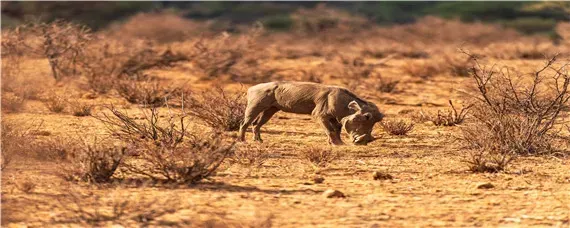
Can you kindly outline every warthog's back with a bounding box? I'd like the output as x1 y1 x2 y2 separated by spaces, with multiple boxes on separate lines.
248 81 336 114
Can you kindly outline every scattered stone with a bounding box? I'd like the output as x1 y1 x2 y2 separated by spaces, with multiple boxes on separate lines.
323 189 345 198
477 183 495 189
373 171 393 180
313 176 325 184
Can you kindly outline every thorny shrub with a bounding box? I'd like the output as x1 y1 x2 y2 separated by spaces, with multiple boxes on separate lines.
185 87 246 131
460 51 570 172
61 139 125 183
96 107 235 184
3 20 92 81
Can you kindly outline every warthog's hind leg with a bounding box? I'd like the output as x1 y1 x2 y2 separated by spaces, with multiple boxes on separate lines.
253 107 279 142
239 105 265 142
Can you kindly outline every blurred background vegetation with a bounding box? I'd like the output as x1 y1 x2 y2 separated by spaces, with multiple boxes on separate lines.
2 1 569 35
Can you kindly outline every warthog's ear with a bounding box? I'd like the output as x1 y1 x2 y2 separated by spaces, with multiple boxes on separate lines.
348 101 361 112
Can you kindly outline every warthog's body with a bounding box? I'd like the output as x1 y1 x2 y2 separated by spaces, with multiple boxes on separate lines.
239 81 384 145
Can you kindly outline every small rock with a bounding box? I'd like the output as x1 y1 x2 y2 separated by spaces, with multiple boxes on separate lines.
373 171 393 180
477 183 495 189
323 189 345 198
313 176 325 184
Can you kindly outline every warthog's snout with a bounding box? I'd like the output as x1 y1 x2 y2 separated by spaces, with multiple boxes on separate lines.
352 134 375 145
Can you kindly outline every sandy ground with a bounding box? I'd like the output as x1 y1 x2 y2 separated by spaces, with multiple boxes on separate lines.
1 58 569 227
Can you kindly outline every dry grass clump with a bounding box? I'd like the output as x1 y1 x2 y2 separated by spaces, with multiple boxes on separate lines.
1 93 26 113
431 100 472 126
42 92 68 113
97 107 235 184
69 100 94 117
186 87 246 131
231 144 271 168
460 51 570 172
382 120 415 135
61 141 125 183
299 146 340 168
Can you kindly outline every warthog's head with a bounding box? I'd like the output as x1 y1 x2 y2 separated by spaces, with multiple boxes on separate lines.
341 101 384 145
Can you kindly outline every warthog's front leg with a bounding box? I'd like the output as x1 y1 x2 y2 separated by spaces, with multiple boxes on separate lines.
316 116 344 145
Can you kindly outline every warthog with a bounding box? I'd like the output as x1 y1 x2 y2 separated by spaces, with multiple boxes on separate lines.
239 81 384 145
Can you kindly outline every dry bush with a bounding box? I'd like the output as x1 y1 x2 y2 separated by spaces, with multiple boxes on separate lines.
460 51 570 172
299 146 340 168
69 100 94 117
191 25 263 79
107 12 207 43
1 93 26 113
116 79 179 106
431 100 472 127
231 143 271 168
76 38 142 94
97 107 235 184
61 140 125 183
77 37 188 94
381 120 415 135
4 21 92 80
185 87 246 131
42 91 68 113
